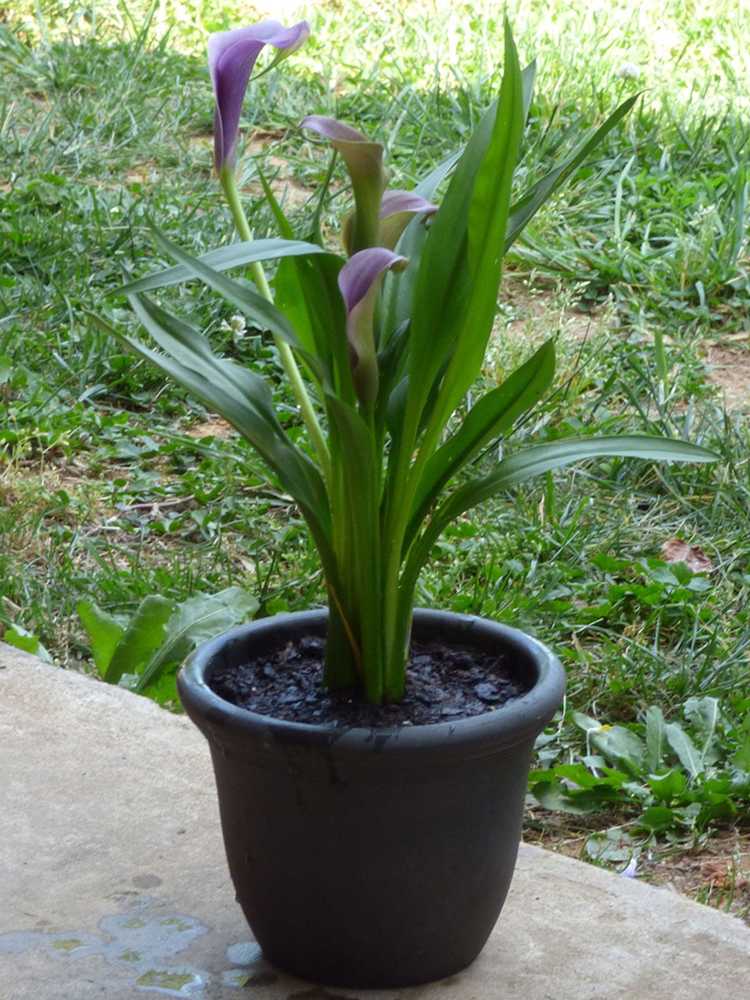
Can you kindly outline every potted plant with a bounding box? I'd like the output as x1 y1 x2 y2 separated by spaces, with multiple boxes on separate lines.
95 18 717 988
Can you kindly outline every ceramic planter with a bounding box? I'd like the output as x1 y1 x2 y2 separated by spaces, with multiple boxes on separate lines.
177 608 565 988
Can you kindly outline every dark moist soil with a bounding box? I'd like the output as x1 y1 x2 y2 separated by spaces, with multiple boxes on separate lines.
209 635 530 727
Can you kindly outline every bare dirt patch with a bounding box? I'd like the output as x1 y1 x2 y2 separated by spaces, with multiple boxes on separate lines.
185 417 234 440
241 131 315 212
704 343 750 411
125 161 161 185
503 278 612 346
526 815 750 924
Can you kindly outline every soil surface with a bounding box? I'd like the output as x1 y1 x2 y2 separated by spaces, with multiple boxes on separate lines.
209 635 530 727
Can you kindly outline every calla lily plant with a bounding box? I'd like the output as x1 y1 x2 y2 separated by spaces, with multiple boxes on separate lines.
101 19 717 704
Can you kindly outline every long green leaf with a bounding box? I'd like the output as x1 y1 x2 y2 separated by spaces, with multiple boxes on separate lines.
379 56 533 347
407 22 525 472
444 434 717 512
275 252 350 399
325 396 383 700
254 167 351 396
665 722 703 779
406 28 522 413
403 435 718 587
645 705 667 773
405 338 555 549
136 587 258 692
89 311 330 529
122 296 289 446
148 227 327 382
104 595 175 685
430 27 525 421
505 94 640 251
119 237 326 294
77 600 125 677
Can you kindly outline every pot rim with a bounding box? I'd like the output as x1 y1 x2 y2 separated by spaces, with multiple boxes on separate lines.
178 609 565 759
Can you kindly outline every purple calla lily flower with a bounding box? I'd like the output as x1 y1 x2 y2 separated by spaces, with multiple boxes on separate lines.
379 190 437 219
341 187 438 253
302 115 386 253
209 20 309 171
338 248 406 405
378 189 437 249
302 117 437 253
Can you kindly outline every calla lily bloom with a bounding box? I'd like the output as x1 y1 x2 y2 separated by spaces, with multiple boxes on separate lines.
342 187 437 254
209 20 310 172
302 116 436 252
302 115 387 253
338 248 407 405
378 189 437 250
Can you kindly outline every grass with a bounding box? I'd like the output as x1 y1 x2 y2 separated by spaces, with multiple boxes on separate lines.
1 1 749 907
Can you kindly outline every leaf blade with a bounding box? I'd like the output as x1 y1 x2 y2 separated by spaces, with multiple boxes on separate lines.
119 238 327 294
665 722 704 779
104 595 175 685
77 600 125 677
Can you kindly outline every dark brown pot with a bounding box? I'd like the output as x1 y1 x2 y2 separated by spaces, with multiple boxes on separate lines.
177 608 565 988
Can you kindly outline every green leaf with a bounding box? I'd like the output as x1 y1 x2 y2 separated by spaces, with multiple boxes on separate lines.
405 339 555 548
147 227 326 381
380 146 465 341
119 238 326 294
325 396 384 700
665 722 704 779
684 697 720 760
140 672 179 707
645 705 666 772
274 252 350 400
104 595 175 685
404 435 718 588
572 711 603 733
648 769 687 803
255 165 296 239
3 625 52 662
505 93 640 251
90 310 330 530
530 779 600 815
591 725 646 776
732 712 750 771
408 21 524 433
381 60 535 346
135 587 258 692
585 829 636 863
520 60 537 122
255 164 347 390
77 600 125 677
639 805 675 832
552 763 600 788
452 435 718 510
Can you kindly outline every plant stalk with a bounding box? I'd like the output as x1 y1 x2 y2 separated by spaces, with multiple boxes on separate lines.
220 167 331 482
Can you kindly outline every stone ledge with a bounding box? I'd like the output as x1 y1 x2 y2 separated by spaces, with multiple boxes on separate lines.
2 643 748 999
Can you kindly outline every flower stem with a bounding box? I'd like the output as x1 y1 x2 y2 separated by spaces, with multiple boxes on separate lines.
219 166 331 481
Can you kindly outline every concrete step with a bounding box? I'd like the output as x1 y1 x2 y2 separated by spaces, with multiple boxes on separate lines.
1 642 748 999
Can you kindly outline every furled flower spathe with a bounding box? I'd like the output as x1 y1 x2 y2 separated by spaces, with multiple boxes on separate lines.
209 20 310 172
302 115 386 253
378 189 437 250
302 116 437 253
338 248 407 405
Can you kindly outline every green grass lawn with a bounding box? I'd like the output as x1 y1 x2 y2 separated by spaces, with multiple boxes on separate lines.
1 1 749 911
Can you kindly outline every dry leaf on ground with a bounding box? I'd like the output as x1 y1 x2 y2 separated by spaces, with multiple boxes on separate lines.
660 538 714 573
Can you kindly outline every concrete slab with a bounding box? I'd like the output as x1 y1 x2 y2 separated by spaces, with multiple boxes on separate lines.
1 641 748 1000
